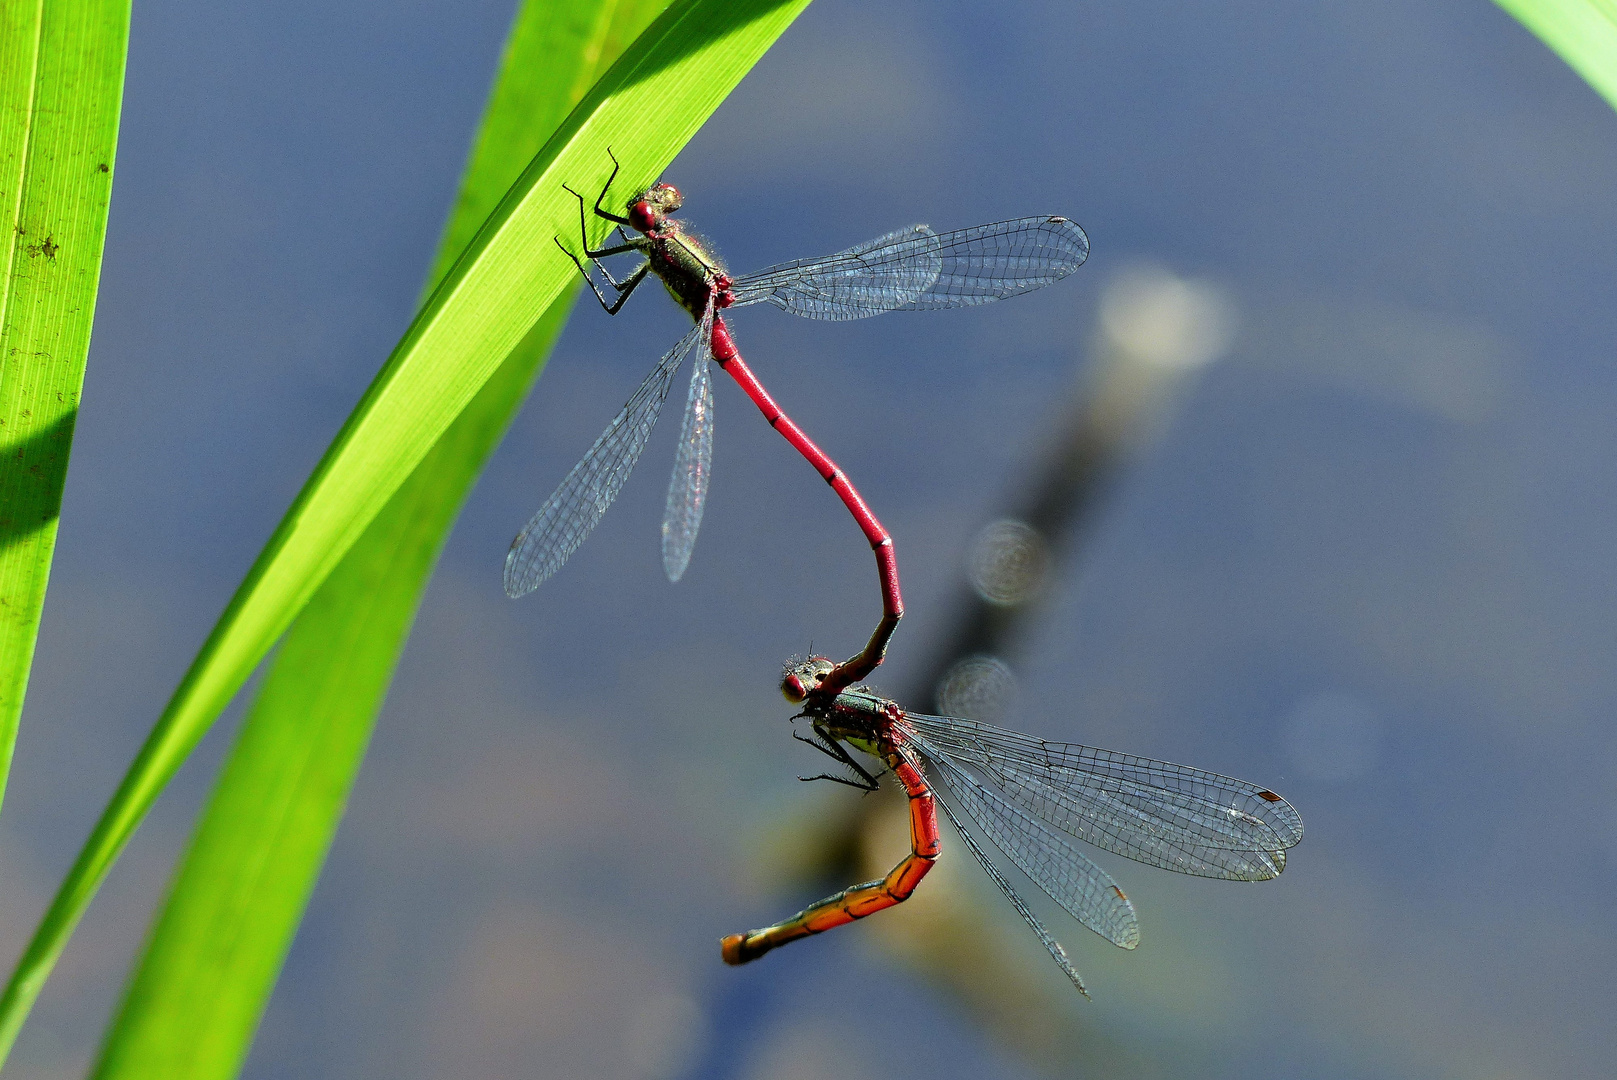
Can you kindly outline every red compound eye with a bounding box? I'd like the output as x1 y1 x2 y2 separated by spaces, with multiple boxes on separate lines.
629 201 656 231
781 673 807 703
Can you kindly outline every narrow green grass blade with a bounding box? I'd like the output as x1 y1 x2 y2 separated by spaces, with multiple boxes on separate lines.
90 3 667 1076
0 0 814 1062
1496 0 1617 112
0 0 129 812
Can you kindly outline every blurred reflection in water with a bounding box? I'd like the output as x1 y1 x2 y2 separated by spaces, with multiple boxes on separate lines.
1099 265 1237 372
967 520 1049 608
934 654 1018 724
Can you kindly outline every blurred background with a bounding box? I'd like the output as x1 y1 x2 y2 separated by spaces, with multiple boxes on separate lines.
4 0 1617 1077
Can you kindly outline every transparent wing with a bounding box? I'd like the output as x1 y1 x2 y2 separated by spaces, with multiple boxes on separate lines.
729 225 942 319
931 790 1091 998
661 307 716 582
728 216 1090 321
925 748 1140 949
503 316 711 597
901 712 1302 881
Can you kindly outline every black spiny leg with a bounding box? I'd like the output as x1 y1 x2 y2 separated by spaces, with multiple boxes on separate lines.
590 147 634 226
556 162 655 315
555 237 651 314
563 182 643 260
792 729 880 792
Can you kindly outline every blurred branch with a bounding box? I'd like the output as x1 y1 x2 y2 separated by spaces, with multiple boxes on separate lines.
909 267 1234 714
771 266 1235 1069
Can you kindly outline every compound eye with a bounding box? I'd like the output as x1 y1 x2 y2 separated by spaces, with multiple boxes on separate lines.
781 673 807 703
628 201 656 231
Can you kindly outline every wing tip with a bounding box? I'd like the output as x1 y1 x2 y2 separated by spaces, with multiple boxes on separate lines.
502 548 548 598
1109 885 1141 949
1048 215 1091 266
502 571 538 599
501 554 526 598
1256 789 1306 847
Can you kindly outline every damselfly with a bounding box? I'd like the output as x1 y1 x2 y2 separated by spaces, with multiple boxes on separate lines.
722 656 1304 996
506 156 1089 685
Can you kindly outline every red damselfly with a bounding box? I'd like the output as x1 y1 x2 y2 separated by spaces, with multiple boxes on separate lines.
721 656 1304 996
505 154 1088 683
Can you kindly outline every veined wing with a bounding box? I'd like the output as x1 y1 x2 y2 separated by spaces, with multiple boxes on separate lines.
901 712 1302 881
503 316 711 597
728 216 1090 321
661 306 716 582
931 790 1091 998
923 747 1140 949
728 225 941 319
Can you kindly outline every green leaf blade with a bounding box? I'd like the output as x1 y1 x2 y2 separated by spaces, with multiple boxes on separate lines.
89 0 668 1074
0 0 813 1067
0 0 129 812
1496 0 1617 113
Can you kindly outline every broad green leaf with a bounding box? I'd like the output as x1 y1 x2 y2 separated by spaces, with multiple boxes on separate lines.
0 1 129 811
90 2 668 1076
0 0 814 1062
1496 0 1617 112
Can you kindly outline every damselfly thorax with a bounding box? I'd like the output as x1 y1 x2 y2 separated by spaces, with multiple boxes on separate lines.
643 221 729 317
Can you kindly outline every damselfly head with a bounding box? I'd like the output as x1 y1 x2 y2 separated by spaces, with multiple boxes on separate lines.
628 183 683 232
781 655 837 703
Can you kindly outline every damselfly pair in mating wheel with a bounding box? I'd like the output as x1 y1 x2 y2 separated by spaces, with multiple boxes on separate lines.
506 156 1301 992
